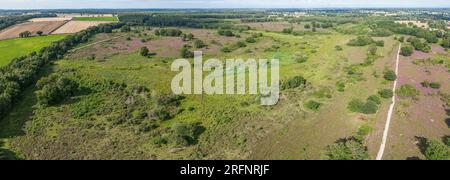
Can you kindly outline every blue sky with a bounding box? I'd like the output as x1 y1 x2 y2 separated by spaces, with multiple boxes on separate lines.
1 0 450 9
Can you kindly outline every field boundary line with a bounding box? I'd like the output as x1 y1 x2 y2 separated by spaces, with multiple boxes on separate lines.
376 43 401 160
48 20 70 35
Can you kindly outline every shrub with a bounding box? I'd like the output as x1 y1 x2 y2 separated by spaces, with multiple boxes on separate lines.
245 37 256 43
347 36 374 46
430 82 441 89
236 41 247 48
348 99 365 113
36 31 43 36
325 138 369 160
193 39 206 48
336 81 346 92
293 53 308 63
424 140 450 160
367 95 381 105
282 76 307 90
444 136 450 147
168 122 204 146
348 98 379 114
220 47 231 53
397 84 420 99
305 100 321 111
19 31 31 38
156 28 183 37
180 45 194 58
401 45 414 56
383 70 397 81
218 29 234 37
335 45 343 51
140 47 149 57
398 36 405 43
282 28 293 34
375 40 385 47
36 75 79 106
378 89 394 98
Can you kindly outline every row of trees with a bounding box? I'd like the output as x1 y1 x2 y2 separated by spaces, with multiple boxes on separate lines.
0 22 125 118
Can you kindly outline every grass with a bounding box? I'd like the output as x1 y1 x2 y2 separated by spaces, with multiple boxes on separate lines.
73 17 118 21
0 35 66 67
0 24 400 160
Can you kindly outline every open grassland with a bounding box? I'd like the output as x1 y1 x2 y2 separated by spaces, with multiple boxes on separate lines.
73 17 118 21
0 34 67 67
0 21 68 40
0 25 396 160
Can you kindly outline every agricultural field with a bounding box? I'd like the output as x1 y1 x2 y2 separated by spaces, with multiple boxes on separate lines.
51 21 113 34
0 21 67 40
0 9 449 161
0 34 66 66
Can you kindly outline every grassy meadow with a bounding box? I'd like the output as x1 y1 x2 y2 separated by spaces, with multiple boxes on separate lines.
0 35 67 67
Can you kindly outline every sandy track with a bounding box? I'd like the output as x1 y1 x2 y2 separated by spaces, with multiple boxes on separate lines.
51 21 112 34
376 43 402 160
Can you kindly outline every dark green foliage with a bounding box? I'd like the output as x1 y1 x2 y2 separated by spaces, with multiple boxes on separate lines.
154 122 205 147
282 76 307 90
282 28 293 34
305 100 321 111
193 39 206 48
19 31 31 38
220 46 231 53
218 29 234 37
375 40 385 47
367 95 381 105
383 70 397 81
398 36 405 43
335 45 343 51
120 25 131 32
400 45 414 56
442 38 450 49
36 31 43 36
325 138 369 160
140 46 150 57
293 53 308 63
236 41 247 48
336 81 346 92
304 24 311 29
155 28 183 37
180 45 194 58
424 140 450 160
444 136 450 147
348 98 379 114
245 37 256 43
368 44 378 56
378 89 394 99
36 74 79 106
410 37 431 53
430 82 441 89
347 36 374 46
181 33 194 41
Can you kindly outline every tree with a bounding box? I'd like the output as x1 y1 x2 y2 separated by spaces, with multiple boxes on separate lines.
442 38 450 49
140 47 150 57
19 31 31 38
400 45 414 56
36 31 43 36
304 24 311 29
424 140 450 160
368 45 377 56
325 138 369 160
180 45 194 58
193 39 206 48
383 70 397 81
36 75 79 106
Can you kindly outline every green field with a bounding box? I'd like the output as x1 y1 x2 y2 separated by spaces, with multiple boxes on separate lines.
0 35 67 67
73 17 118 21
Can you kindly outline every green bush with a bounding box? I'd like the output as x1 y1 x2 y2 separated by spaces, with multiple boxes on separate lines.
193 39 206 48
218 29 234 37
348 98 379 114
140 47 149 57
245 37 256 43
430 82 441 89
282 76 307 90
378 89 394 99
335 45 343 51
36 75 79 106
397 84 420 99
424 140 450 160
401 45 414 56
168 122 204 146
305 100 321 111
347 36 374 46
367 95 381 105
383 70 397 81
324 138 369 160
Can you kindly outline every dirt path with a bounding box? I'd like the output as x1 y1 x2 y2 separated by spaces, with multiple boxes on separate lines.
376 43 401 160
69 35 123 52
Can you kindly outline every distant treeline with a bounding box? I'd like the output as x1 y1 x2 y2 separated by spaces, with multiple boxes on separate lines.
0 14 56 31
119 14 236 29
0 22 124 118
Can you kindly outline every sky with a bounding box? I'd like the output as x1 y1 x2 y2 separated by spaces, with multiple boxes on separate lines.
1 0 450 9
